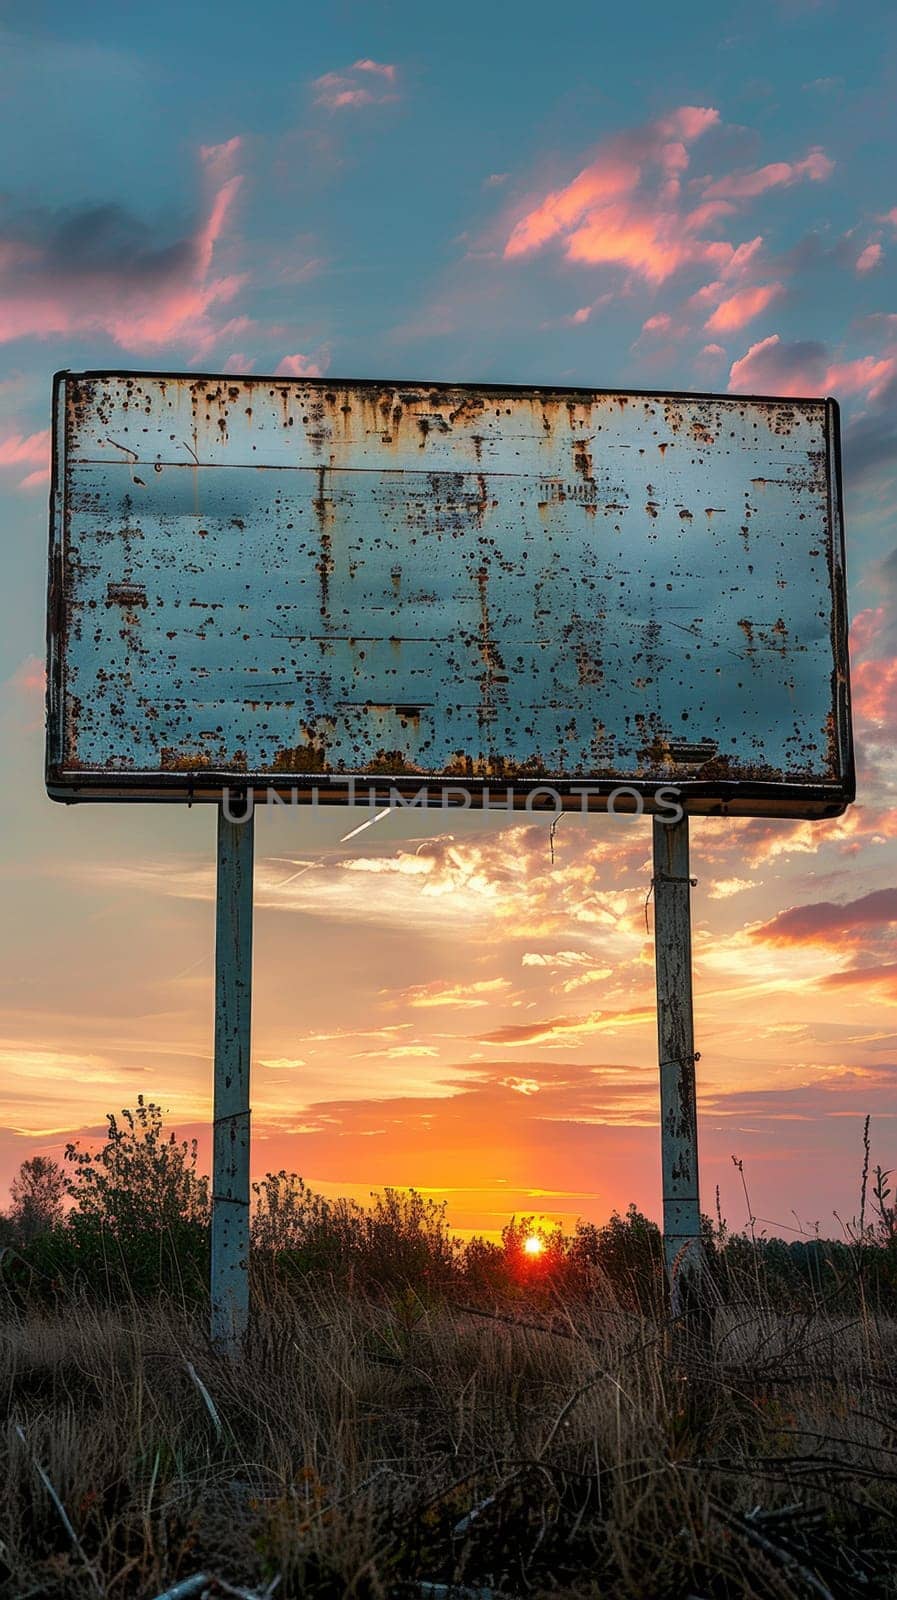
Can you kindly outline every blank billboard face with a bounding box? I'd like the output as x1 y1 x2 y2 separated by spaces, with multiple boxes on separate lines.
47 373 853 817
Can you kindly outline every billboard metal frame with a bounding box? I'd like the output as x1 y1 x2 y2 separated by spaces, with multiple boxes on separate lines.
47 370 854 819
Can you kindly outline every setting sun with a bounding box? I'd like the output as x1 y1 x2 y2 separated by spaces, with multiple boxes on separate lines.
524 1235 544 1256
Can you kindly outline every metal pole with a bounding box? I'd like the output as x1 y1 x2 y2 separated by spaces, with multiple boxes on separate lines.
652 812 703 1323
211 796 254 1355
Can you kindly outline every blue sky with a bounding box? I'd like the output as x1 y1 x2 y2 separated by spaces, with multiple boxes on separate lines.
1 0 896 1236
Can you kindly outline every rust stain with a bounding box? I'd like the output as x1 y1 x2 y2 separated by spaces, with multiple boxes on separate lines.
313 464 334 616
572 439 594 481
160 749 213 771
271 743 327 773
365 749 426 775
575 644 603 686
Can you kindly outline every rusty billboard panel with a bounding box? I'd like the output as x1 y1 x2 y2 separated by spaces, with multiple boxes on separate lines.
46 372 853 817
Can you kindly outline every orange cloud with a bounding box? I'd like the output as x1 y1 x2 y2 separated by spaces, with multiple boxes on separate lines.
749 887 897 947
79 822 651 951
476 1006 654 1047
505 157 641 258
391 978 511 1010
503 105 726 283
704 281 785 332
501 113 835 305
820 961 897 995
521 950 613 994
707 877 757 900
736 807 897 867
357 1043 440 1060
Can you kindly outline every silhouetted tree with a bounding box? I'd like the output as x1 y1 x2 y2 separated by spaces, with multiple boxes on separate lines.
65 1096 209 1232
60 1097 210 1298
9 1155 66 1242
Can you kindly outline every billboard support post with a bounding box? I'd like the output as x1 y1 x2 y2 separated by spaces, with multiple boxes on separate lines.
211 798 254 1356
652 814 705 1339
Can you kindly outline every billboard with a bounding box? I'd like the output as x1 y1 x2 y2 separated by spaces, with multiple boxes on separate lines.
46 372 853 817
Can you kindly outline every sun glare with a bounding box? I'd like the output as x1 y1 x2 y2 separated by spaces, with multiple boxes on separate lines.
523 1235 544 1256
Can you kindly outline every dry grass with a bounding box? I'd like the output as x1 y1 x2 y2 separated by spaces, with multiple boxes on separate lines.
3 1267 897 1599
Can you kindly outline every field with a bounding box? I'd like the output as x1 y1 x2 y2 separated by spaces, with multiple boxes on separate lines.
3 1110 897 1598
4 1234 897 1595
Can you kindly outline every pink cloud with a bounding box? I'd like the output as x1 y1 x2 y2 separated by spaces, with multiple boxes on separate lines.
704 280 785 332
851 606 887 657
503 106 729 283
501 111 834 298
658 106 720 141
316 84 375 109
199 137 243 182
274 353 327 378
852 656 897 728
0 427 51 490
561 290 616 326
703 147 834 200
505 157 641 258
312 61 398 109
641 313 674 335
856 242 883 273
750 887 897 947
9 655 45 696
729 336 897 401
631 310 689 349
18 467 50 490
0 142 246 353
825 355 897 402
555 202 726 282
0 428 50 467
687 238 769 320
190 314 255 364
353 59 396 80
728 333 827 395
685 200 737 231
724 236 765 275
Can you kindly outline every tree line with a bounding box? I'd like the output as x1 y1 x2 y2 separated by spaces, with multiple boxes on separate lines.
3 1096 896 1313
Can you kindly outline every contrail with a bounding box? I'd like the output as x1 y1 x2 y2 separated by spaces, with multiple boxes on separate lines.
340 807 392 842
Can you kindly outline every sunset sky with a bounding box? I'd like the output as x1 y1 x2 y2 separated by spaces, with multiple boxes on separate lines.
2 0 896 1239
